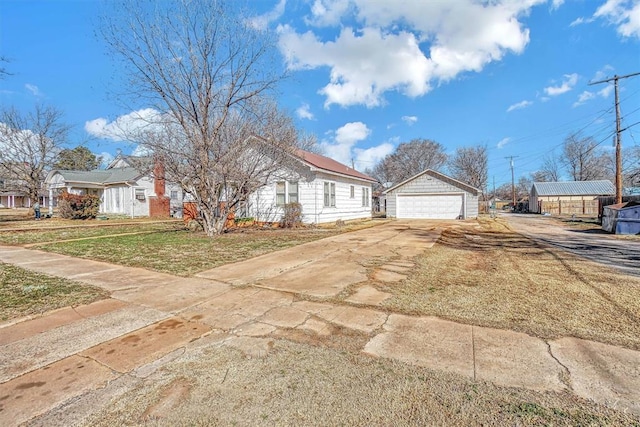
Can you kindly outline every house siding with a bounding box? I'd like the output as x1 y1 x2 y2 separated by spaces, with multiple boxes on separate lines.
385 172 478 219
248 171 372 224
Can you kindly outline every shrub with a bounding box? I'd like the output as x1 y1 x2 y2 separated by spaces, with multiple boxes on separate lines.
58 191 101 219
281 202 303 228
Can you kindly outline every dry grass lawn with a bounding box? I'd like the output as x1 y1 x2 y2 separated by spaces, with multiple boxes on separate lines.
0 262 108 321
0 211 381 277
382 217 640 350
80 339 638 426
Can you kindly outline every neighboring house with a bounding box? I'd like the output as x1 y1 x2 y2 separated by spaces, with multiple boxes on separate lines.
529 180 615 215
45 155 180 217
0 165 50 209
246 150 376 224
382 169 479 219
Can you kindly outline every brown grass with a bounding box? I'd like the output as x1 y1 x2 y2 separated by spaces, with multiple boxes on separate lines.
0 262 108 322
81 339 639 426
383 217 640 350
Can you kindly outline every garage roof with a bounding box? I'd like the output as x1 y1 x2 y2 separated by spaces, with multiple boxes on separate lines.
382 169 480 196
532 180 615 196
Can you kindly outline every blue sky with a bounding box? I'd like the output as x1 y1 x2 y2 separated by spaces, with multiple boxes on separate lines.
1 0 639 188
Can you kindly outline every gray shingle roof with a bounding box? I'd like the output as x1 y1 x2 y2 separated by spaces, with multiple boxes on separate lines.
532 180 615 196
55 167 141 185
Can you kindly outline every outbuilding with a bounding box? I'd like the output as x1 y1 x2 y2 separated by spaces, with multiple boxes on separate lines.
382 169 479 219
529 180 615 215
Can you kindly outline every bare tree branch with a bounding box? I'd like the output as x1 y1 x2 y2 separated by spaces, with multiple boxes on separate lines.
100 0 298 236
447 144 488 193
561 133 611 181
0 104 70 202
371 139 447 187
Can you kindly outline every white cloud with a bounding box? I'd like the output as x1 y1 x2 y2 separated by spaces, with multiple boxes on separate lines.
85 108 161 141
353 142 394 170
497 137 511 149
401 115 418 125
131 144 153 157
506 100 533 112
598 84 614 98
25 84 42 96
296 103 315 120
551 0 565 10
279 0 545 107
543 73 579 96
306 0 351 27
592 64 615 82
572 90 595 107
569 17 587 27
98 152 114 168
320 121 371 166
249 0 287 30
594 0 640 39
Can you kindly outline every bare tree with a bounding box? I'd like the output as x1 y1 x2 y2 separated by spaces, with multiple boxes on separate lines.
101 0 301 236
371 138 447 186
561 133 610 181
447 144 488 192
0 104 70 203
536 152 562 182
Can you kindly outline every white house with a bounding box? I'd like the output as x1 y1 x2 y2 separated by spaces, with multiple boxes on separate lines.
45 151 374 224
45 155 183 218
245 150 376 224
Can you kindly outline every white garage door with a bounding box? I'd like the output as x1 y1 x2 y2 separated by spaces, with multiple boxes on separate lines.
397 194 464 219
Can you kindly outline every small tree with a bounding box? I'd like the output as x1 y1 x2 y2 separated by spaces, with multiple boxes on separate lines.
58 191 100 219
54 146 102 171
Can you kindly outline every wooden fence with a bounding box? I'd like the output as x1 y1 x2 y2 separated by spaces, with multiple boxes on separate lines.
539 200 599 215
598 195 640 217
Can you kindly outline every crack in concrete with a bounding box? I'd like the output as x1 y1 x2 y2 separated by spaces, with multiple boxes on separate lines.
471 326 477 382
76 352 121 376
544 340 573 392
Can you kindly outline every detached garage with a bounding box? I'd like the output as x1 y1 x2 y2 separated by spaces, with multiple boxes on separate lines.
383 170 479 219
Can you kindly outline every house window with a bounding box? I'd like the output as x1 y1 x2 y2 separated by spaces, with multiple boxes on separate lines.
362 187 370 207
135 188 146 201
324 182 335 207
350 185 355 198
288 181 298 204
276 181 286 206
170 190 178 200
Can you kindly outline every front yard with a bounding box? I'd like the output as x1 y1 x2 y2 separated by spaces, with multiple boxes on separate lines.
2 214 640 425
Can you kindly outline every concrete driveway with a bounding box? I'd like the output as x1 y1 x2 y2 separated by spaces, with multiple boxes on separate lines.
503 213 640 277
1 219 640 425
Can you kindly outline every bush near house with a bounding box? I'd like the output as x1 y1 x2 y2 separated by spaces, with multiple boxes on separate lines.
58 191 101 219
281 202 303 228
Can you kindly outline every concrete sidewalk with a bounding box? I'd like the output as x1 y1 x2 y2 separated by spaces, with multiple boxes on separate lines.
1 221 640 424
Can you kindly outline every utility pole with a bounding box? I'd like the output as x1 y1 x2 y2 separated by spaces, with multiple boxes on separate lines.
506 156 518 207
589 71 640 204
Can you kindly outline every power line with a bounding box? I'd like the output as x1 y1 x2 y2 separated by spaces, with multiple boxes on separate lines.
589 71 640 203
